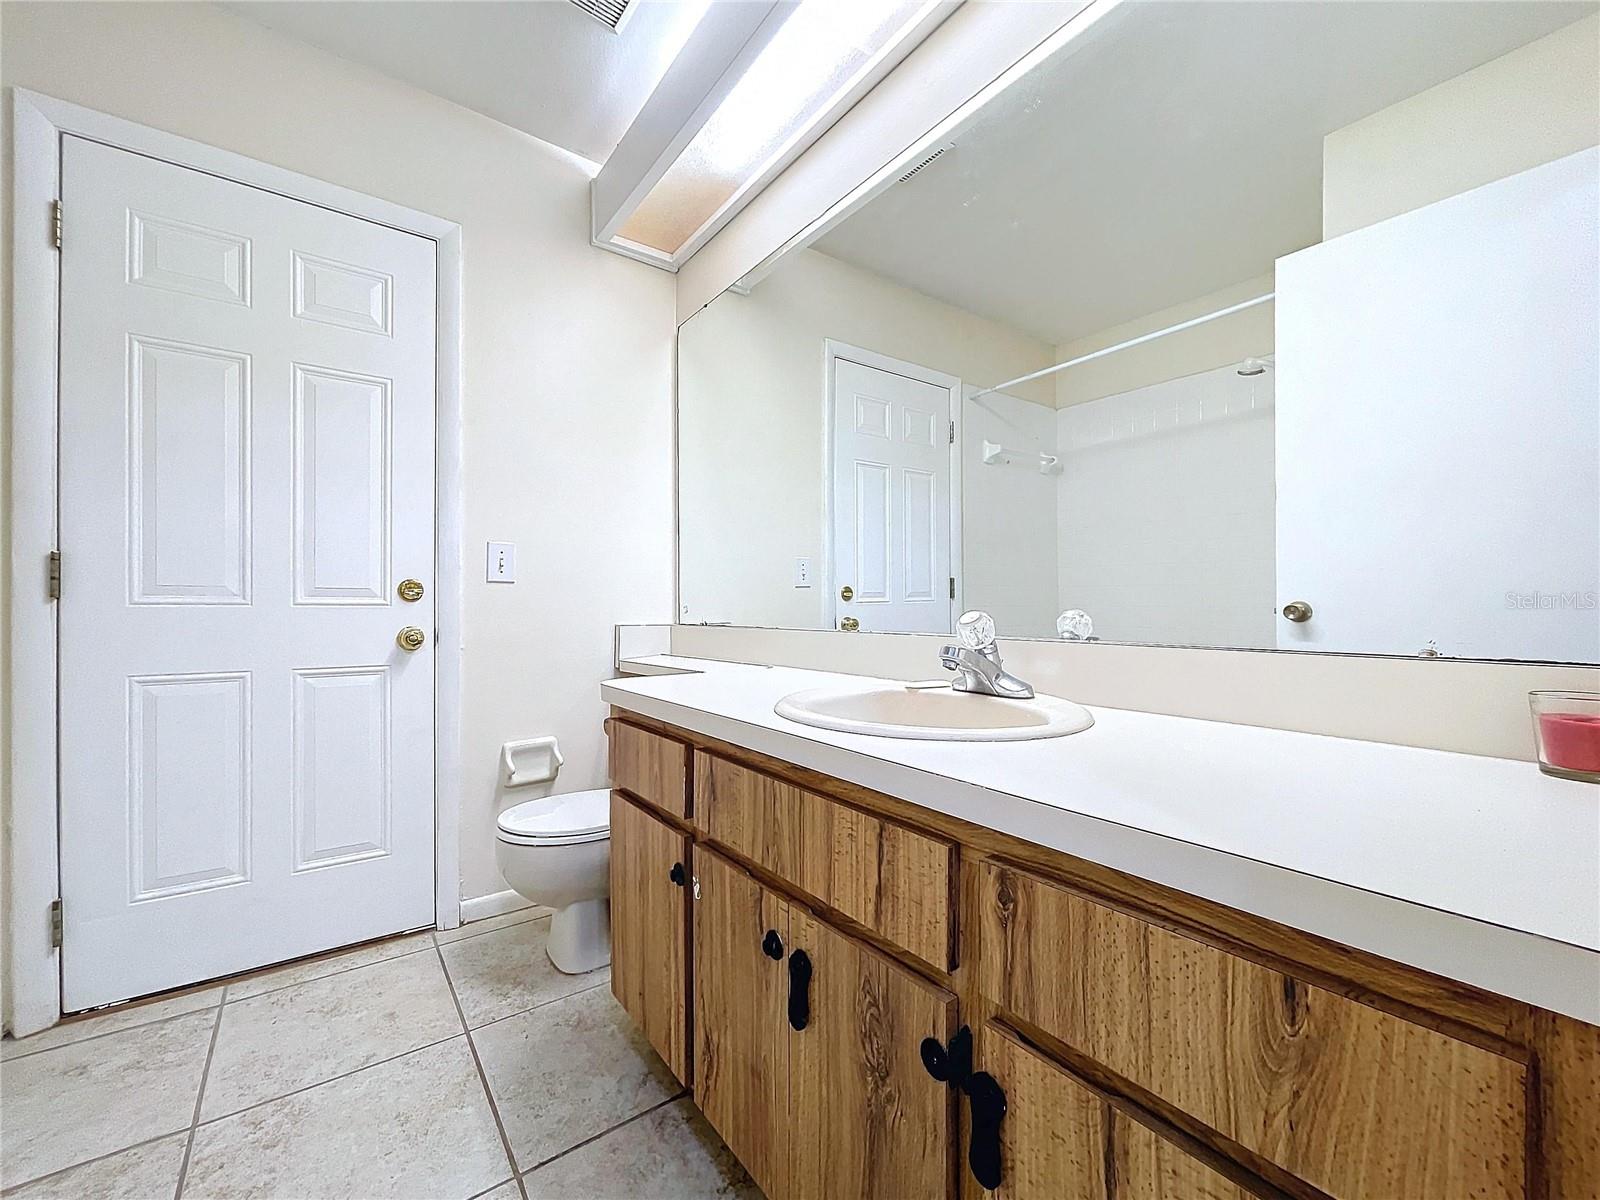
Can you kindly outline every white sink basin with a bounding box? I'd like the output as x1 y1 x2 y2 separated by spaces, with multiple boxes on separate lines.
774 685 1094 742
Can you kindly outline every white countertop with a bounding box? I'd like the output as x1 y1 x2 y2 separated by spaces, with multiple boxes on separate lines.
603 659 1600 1024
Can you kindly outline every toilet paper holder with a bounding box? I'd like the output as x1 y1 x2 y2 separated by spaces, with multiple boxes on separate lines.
501 736 563 788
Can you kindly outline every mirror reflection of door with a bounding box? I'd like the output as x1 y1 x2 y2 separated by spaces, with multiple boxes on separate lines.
828 349 957 633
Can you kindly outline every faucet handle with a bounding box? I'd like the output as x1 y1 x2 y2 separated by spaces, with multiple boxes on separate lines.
955 610 997 652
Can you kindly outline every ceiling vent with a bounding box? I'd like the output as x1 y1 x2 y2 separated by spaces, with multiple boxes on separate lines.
570 0 633 33
896 144 953 184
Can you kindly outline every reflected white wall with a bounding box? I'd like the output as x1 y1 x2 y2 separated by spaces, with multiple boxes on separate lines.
1055 365 1277 648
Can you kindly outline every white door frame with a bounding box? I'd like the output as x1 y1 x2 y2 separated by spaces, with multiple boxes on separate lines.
6 89 465 1035
820 339 963 632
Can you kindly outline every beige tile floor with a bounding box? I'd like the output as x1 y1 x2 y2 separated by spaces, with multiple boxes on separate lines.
0 911 760 1200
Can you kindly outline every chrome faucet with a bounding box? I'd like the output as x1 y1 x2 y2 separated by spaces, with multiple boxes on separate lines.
940 611 1034 699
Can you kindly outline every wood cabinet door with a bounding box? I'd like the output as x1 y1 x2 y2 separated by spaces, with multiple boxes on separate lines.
694 847 792 1200
974 862 1529 1200
609 792 691 1083
788 904 958 1200
981 1023 1268 1200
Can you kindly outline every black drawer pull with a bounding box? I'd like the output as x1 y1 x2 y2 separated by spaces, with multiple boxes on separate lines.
920 1026 972 1085
787 948 812 1030
965 1071 1007 1191
762 929 784 960
668 862 686 887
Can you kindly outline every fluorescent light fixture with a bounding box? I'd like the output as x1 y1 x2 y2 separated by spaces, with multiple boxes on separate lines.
614 0 942 259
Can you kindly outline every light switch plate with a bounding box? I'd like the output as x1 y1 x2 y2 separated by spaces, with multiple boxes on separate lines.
794 557 814 588
487 541 516 583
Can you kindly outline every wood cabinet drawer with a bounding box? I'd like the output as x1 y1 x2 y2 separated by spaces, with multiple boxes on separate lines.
973 861 1529 1200
981 1021 1267 1199
694 751 955 972
609 792 691 1084
606 718 690 820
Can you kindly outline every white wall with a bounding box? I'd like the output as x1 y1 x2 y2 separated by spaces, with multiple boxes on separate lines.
1056 364 1276 649
1323 14 1600 239
0 1 676 936
963 390 1059 637
678 248 1054 629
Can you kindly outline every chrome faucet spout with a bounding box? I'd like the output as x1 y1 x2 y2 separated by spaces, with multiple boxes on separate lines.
940 639 1035 700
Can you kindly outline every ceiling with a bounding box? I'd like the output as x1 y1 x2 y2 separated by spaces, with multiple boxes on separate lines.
814 1 1594 346
225 0 711 165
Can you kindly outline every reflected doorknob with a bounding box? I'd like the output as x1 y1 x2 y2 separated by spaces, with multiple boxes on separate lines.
396 626 427 651
840 617 860 632
1280 600 1313 623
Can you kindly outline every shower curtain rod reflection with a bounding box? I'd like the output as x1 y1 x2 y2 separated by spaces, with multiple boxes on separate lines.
970 292 1275 400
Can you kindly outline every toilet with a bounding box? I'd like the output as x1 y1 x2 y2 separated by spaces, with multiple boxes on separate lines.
494 789 611 974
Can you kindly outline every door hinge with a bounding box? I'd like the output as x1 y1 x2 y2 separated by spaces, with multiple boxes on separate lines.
48 550 61 600
52 200 62 250
949 420 956 445
49 899 64 948
949 576 956 600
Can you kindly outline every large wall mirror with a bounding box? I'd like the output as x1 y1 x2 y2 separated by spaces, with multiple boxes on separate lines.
677 0 1599 662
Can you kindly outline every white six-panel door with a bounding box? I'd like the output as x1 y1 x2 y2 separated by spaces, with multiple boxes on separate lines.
58 136 437 1010
830 356 953 634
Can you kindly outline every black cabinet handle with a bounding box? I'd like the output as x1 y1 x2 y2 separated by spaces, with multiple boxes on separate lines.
668 862 686 887
920 1027 1005 1191
762 929 784 960
920 1026 972 1085
965 1071 1007 1192
787 948 812 1030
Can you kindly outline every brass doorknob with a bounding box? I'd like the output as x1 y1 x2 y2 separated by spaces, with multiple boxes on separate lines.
396 626 427 651
840 617 860 632
1281 601 1313 623
397 578 425 602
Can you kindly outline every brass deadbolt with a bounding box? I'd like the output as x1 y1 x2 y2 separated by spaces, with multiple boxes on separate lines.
840 585 854 602
397 578 425 602
396 626 427 652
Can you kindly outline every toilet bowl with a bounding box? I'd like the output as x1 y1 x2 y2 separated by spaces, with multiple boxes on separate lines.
494 789 610 974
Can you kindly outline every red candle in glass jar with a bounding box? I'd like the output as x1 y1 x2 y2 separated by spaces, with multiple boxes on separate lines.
1539 713 1600 774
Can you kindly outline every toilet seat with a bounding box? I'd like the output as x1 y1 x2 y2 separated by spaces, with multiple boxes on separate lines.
496 788 610 846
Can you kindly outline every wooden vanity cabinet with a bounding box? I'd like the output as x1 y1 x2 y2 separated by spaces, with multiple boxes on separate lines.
607 711 1599 1200
608 791 691 1084
693 846 958 1200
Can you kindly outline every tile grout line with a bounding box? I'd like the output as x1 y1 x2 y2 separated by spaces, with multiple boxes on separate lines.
462 977 612 1035
435 941 526 1191
189 1030 468 1129
171 994 226 1199
1 997 224 1063
0 1128 192 1194
1 914 545 1062
519 1089 691 1178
